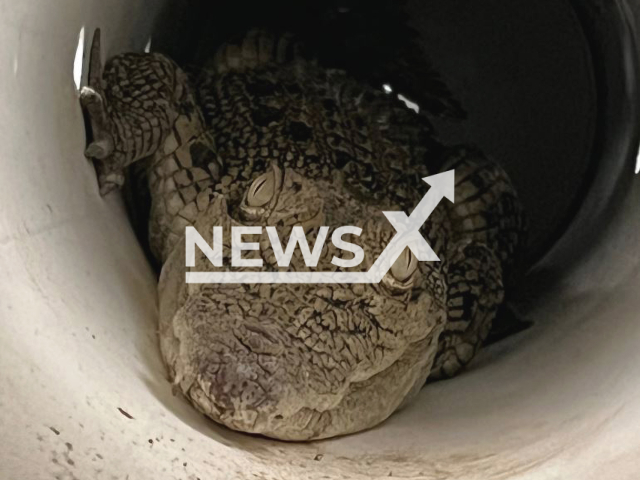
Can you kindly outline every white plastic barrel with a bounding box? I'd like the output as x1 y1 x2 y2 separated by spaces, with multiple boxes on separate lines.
1 1 639 479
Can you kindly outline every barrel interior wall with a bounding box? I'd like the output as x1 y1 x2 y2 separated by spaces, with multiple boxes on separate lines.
0 0 638 479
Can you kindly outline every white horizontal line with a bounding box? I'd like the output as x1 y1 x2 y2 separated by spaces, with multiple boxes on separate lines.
186 271 375 284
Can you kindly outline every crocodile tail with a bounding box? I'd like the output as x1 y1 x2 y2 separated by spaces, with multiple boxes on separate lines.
210 29 312 74
436 146 530 359
441 146 527 274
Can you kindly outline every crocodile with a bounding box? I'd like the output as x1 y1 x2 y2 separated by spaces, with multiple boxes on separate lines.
80 29 525 440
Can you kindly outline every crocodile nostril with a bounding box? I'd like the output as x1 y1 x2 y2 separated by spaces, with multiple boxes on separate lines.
205 364 268 413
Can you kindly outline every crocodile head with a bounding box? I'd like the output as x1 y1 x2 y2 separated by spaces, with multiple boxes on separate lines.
158 163 447 440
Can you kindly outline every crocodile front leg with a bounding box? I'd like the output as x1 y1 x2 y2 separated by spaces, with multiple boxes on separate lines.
80 29 205 195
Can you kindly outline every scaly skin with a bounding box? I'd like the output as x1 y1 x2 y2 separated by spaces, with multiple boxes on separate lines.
81 30 525 440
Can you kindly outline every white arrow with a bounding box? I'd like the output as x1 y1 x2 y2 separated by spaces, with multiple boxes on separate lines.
369 170 455 280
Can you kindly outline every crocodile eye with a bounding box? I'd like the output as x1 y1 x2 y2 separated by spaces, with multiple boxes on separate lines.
383 248 418 293
247 170 276 207
391 248 418 282
240 163 282 222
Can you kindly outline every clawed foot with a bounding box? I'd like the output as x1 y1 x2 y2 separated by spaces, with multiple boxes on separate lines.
80 29 124 195
81 89 124 194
